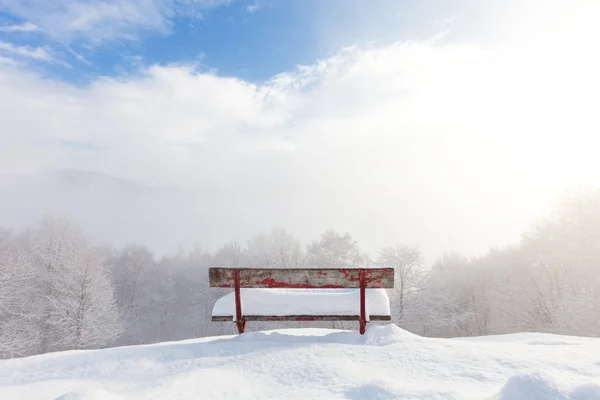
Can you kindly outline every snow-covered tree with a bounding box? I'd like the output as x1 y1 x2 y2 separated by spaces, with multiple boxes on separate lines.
212 241 245 267
246 228 303 268
0 229 38 358
55 246 121 349
376 244 423 324
29 215 121 352
30 215 86 353
304 230 368 268
108 245 174 345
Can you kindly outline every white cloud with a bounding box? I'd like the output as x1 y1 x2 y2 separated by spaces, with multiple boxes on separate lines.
0 22 40 32
0 0 230 45
0 41 53 61
246 2 261 13
434 16 460 26
2 17 600 258
0 56 17 65
67 47 91 65
0 0 599 259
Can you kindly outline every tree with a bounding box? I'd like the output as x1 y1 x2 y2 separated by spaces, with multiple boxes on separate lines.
30 215 85 353
0 229 38 358
161 244 220 339
108 245 174 345
417 253 478 337
213 241 245 267
304 230 368 268
30 215 122 351
246 228 303 268
56 246 121 349
376 244 423 324
303 230 368 329
514 188 600 336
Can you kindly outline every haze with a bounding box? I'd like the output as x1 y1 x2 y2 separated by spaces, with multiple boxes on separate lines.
1 0 599 262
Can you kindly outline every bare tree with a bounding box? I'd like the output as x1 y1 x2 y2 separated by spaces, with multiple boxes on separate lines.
10 215 123 353
55 246 121 349
247 228 303 268
0 229 38 358
377 244 423 323
109 245 174 345
30 215 87 353
213 241 245 267
304 230 368 268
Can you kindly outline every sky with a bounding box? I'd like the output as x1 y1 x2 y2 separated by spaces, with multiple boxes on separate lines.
1 0 599 261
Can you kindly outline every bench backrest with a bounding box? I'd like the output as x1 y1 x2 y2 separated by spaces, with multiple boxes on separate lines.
208 267 394 289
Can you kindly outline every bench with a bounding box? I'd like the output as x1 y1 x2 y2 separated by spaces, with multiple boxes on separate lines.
208 267 395 334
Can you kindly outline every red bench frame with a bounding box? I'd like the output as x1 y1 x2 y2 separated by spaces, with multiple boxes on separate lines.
208 267 394 334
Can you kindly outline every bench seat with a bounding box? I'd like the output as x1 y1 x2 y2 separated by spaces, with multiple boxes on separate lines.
212 288 391 321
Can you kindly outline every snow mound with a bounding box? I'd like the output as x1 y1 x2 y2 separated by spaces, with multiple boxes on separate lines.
494 372 600 400
2 325 600 399
212 288 390 318
226 324 417 346
495 372 569 400
344 381 399 400
461 332 589 345
362 323 419 345
55 389 119 400
570 383 600 400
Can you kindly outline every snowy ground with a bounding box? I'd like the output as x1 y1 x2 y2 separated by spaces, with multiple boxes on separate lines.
1 325 600 400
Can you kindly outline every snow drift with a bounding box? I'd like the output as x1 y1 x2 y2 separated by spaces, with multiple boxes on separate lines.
1 325 599 399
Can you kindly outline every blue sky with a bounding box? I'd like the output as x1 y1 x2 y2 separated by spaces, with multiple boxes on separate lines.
0 0 599 257
0 0 487 83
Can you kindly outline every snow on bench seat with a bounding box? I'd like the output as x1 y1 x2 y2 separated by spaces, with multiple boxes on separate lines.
212 288 391 321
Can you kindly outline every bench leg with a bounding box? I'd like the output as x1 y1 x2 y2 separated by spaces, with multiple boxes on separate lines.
234 269 246 334
359 270 366 335
236 319 246 334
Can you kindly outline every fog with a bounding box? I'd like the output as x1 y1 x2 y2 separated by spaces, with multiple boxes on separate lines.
2 0 600 361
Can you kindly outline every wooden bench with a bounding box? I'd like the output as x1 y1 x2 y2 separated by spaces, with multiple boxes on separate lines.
208 267 394 334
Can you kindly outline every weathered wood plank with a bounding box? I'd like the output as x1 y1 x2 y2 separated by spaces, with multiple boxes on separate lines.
212 315 392 322
208 268 394 289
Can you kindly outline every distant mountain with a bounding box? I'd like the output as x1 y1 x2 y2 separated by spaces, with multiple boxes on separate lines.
0 169 201 254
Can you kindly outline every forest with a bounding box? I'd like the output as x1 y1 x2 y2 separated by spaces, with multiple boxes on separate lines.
1 187 599 359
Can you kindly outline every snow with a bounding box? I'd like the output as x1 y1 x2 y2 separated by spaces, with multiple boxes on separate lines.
212 288 391 319
495 372 600 400
1 325 600 399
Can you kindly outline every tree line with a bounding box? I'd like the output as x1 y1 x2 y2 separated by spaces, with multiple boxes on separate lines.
1 188 599 358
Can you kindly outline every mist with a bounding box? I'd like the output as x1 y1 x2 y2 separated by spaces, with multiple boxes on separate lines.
2 0 600 360
3 32 600 260
2 186 600 359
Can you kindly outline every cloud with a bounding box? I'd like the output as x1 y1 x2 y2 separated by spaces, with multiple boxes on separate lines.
0 0 230 45
67 47 92 65
246 2 261 13
0 41 53 61
0 56 17 65
2 15 600 259
0 22 41 32
434 16 460 26
0 0 599 259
